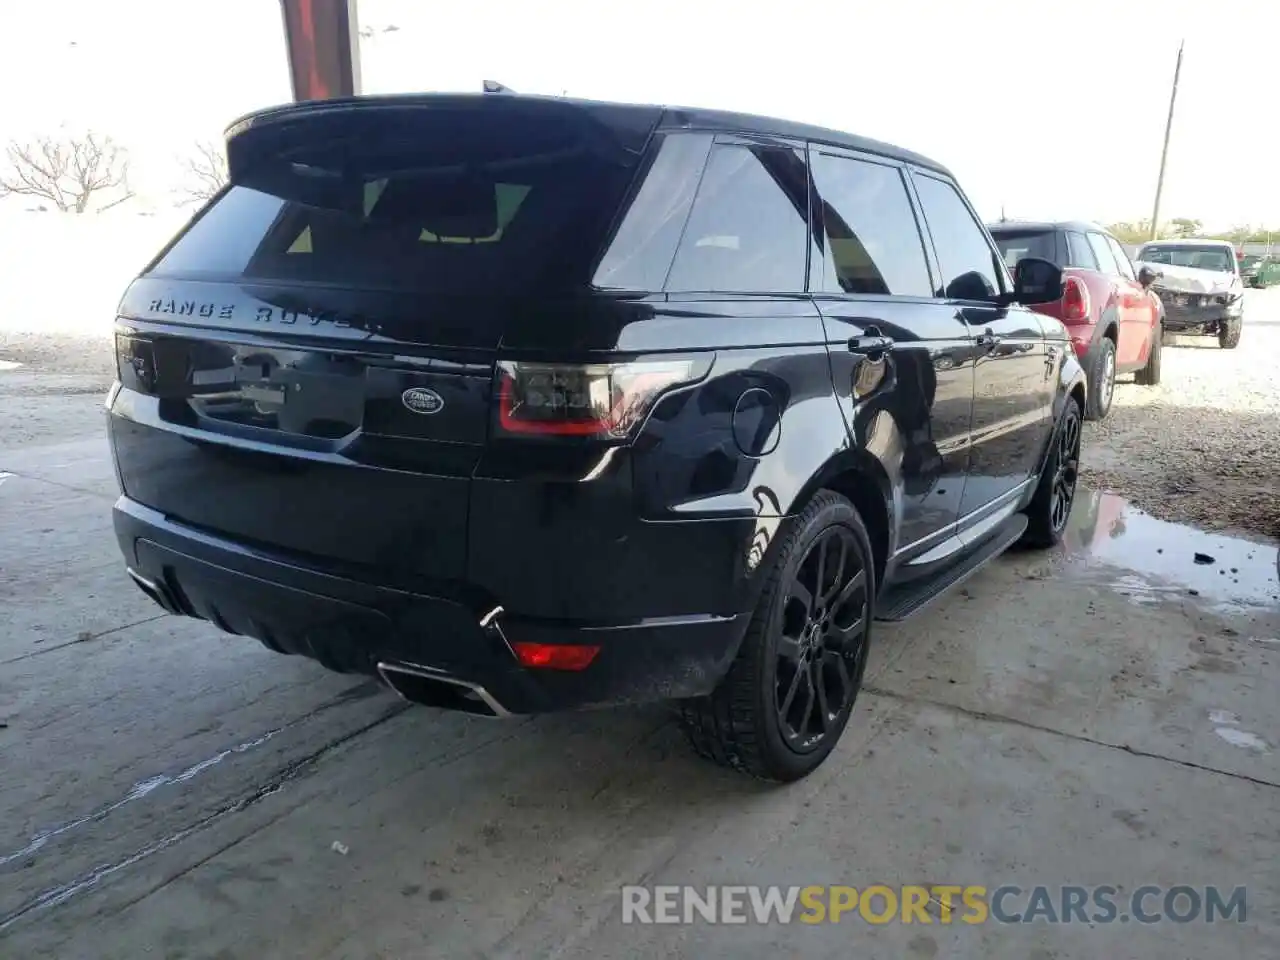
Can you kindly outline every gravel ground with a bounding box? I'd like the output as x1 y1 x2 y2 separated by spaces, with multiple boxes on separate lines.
1082 287 1280 542
2 290 1277 539
0 331 115 449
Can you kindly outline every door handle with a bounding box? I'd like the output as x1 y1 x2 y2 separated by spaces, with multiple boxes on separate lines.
976 330 1002 351
847 324 895 360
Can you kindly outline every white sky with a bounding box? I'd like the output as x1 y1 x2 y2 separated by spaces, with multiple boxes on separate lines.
2 0 1277 228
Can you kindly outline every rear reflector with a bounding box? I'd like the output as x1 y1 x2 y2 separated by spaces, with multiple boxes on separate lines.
511 642 601 671
495 357 710 440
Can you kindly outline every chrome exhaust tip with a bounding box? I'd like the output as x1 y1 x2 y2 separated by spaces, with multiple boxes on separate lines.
375 661 510 718
127 568 181 615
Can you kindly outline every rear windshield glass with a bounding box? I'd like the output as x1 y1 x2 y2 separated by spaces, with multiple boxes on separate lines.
989 229 1058 269
149 109 641 293
1137 245 1236 273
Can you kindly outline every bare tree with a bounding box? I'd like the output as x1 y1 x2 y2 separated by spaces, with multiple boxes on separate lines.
175 140 228 207
0 132 134 212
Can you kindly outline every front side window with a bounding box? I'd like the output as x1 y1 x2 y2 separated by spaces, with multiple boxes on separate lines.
912 174 1002 301
665 144 810 294
810 153 931 297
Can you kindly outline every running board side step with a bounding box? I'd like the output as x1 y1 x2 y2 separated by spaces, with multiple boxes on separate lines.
876 514 1027 622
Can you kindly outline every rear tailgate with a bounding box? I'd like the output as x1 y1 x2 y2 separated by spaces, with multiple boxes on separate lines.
110 95 659 582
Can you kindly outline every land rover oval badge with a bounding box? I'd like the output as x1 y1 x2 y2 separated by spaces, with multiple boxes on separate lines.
401 387 445 415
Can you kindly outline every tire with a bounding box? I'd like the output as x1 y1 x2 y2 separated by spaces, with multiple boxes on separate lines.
678 490 874 782
1084 337 1116 421
1021 395 1082 549
1218 315 1242 349
1134 323 1162 386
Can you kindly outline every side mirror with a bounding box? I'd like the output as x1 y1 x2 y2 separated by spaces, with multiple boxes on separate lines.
1011 257 1063 305
1137 265 1161 288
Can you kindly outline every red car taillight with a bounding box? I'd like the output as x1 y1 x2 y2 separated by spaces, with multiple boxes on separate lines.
494 357 711 440
1061 276 1091 322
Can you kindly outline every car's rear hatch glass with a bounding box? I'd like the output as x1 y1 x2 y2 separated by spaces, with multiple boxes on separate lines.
113 96 659 580
989 228 1061 270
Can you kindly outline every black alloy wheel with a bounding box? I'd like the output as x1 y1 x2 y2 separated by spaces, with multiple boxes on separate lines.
1050 403 1081 535
775 526 870 752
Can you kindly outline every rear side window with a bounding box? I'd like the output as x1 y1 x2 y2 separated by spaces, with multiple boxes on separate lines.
912 174 1002 301
149 110 641 294
810 153 931 297
989 229 1059 270
1065 231 1097 270
1086 232 1119 276
665 144 810 294
1106 236 1136 280
593 133 712 291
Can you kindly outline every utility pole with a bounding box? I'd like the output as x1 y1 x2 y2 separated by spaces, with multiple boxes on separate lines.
1149 40 1184 241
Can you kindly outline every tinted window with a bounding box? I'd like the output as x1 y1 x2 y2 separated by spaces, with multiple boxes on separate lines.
1065 231 1097 270
1137 244 1236 273
593 133 713 291
912 175 1001 301
1106 236 1136 280
1086 232 1119 276
150 112 638 294
665 144 809 293
810 154 930 297
989 229 1059 270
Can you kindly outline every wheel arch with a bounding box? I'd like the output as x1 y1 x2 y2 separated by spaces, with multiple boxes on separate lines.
781 449 893 595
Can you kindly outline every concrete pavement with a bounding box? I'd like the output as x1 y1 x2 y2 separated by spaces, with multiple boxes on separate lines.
2 430 1279 958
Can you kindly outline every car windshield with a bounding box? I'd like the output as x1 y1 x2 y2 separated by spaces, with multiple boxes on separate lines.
989 229 1058 269
1137 245 1235 273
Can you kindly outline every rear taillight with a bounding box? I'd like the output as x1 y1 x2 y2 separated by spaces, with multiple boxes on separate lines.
1061 276 1091 322
115 331 156 393
495 357 711 440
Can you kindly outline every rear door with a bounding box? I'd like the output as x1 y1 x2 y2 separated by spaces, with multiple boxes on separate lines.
808 147 974 552
110 97 659 581
910 172 1052 520
1104 234 1156 367
1084 230 1130 351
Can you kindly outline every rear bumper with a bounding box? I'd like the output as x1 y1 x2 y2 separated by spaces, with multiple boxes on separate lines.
114 496 749 714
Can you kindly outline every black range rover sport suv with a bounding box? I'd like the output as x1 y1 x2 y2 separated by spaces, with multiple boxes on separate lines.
108 94 1085 781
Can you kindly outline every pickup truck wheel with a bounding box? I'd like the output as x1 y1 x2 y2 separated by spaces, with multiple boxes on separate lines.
1134 323 1162 386
1218 316 1242 349
678 491 873 782
1084 338 1116 420
1022 396 1082 548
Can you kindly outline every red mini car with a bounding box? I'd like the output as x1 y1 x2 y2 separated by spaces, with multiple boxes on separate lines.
987 220 1162 419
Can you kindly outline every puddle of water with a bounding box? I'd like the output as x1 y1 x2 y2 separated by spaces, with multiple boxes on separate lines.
1059 489 1280 615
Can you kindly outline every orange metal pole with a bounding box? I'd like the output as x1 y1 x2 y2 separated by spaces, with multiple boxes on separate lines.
279 0 362 101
